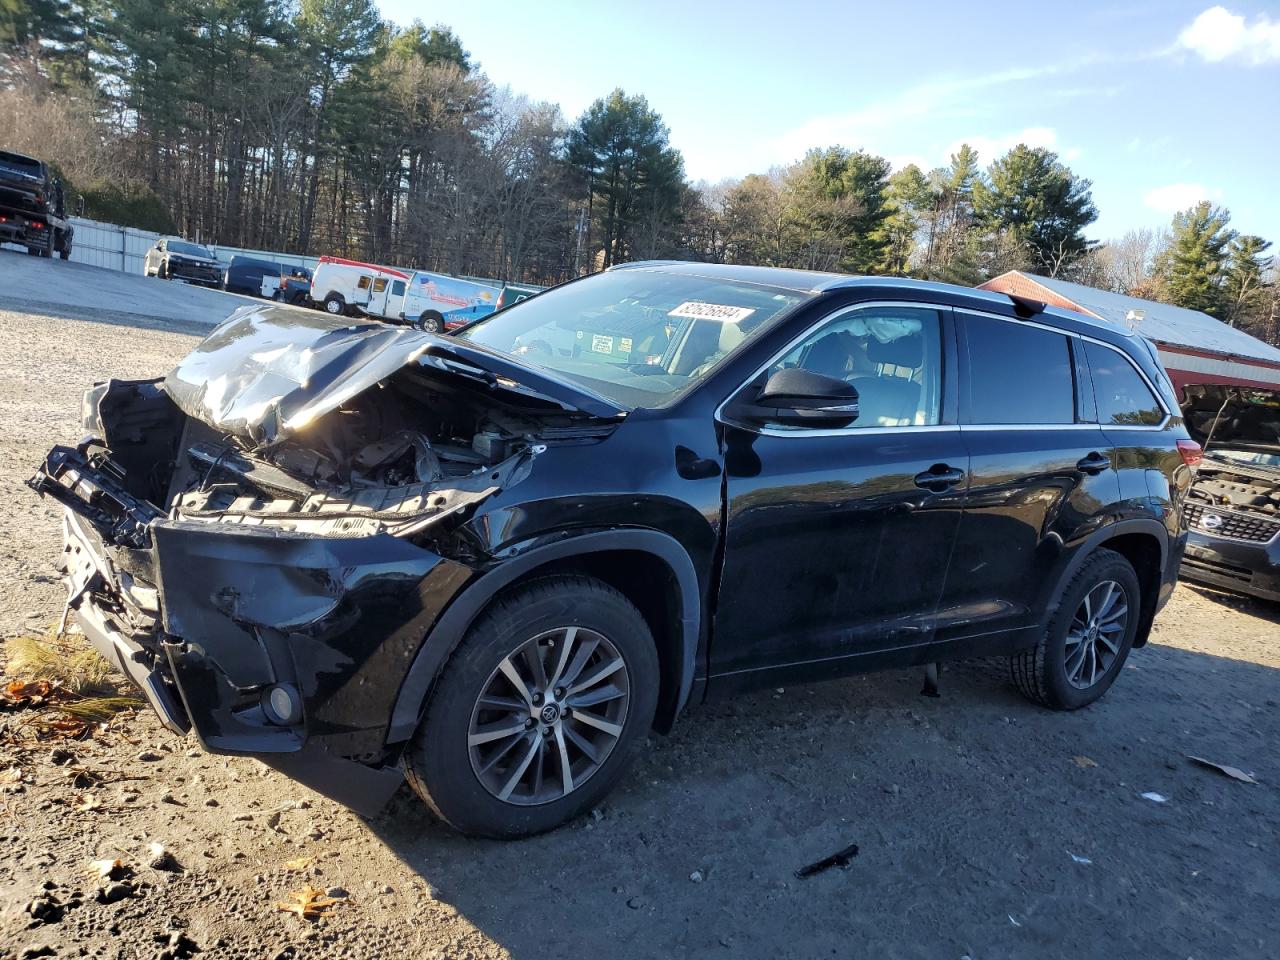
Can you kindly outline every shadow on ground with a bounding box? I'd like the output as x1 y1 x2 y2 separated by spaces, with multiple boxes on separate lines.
364 636 1280 960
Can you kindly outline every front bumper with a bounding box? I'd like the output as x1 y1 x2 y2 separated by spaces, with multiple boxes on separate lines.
1180 529 1280 603
167 260 222 285
36 447 477 814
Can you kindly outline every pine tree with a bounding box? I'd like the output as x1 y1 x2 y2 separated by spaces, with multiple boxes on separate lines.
566 90 686 268
1155 202 1235 317
1222 234 1273 328
975 144 1097 275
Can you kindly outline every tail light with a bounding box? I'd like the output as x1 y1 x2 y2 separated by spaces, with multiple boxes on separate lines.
32 221 45 230
1177 439 1203 468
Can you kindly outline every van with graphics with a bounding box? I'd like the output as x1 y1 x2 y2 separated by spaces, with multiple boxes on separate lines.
402 271 501 333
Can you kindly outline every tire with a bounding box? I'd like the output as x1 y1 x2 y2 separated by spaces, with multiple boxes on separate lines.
1011 548 1141 710
58 243 70 260
157 261 168 280
323 293 346 316
404 576 659 838
414 310 445 334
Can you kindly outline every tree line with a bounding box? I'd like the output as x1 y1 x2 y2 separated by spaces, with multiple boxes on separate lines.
1 0 1275 344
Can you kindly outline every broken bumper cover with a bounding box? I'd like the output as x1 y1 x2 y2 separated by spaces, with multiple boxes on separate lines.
33 448 476 815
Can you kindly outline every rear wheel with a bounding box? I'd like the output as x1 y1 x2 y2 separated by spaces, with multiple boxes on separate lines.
414 310 444 334
404 576 659 838
157 261 168 280
323 293 346 315
1011 548 1141 709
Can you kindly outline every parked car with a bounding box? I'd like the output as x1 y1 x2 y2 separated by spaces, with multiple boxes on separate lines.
223 255 284 297
257 264 313 306
1178 384 1280 601
494 281 545 312
143 238 222 288
29 262 1197 838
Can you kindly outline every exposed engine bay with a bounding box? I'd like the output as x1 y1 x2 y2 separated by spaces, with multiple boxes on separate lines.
1181 383 1280 522
73 363 610 542
39 306 622 547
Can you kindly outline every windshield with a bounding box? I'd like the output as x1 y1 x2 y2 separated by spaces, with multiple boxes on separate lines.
456 269 809 407
169 240 214 258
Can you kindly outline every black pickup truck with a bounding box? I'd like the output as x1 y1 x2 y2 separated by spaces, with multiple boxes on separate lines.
0 149 73 259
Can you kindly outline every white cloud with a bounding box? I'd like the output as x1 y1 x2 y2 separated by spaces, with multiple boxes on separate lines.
942 127 1082 165
766 62 1076 167
1142 182 1225 214
1177 6 1280 64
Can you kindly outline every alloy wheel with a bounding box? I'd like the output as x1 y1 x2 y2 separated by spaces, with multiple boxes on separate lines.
1064 580 1128 689
467 626 630 806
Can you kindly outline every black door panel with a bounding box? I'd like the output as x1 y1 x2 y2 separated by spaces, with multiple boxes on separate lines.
937 427 1119 641
714 427 969 677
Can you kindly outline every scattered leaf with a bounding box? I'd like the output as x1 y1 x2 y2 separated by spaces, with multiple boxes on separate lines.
1071 756 1097 769
1187 755 1258 785
283 856 315 872
275 884 340 920
1140 792 1168 803
88 858 124 880
77 794 102 812
1068 852 1092 865
0 767 21 784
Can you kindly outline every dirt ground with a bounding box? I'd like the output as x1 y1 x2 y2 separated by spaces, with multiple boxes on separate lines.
0 299 1278 960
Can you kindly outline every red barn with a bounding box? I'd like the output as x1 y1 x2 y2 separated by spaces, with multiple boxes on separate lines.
979 271 1280 396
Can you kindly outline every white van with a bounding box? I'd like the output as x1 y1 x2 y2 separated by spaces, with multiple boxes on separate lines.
400 272 501 333
310 256 412 319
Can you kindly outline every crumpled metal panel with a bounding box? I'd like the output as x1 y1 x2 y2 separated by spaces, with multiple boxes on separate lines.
163 304 436 443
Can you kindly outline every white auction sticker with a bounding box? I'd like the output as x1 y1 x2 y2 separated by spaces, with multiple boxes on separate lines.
591 334 614 354
668 301 756 323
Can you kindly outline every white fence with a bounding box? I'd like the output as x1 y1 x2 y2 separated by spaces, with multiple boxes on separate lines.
68 216 321 276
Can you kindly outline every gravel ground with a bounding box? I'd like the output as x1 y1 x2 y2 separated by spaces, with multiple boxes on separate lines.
0 298 1278 960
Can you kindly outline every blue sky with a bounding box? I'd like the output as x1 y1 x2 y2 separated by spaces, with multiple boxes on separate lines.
380 0 1280 242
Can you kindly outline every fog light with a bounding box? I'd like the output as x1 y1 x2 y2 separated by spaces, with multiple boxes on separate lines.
262 684 302 725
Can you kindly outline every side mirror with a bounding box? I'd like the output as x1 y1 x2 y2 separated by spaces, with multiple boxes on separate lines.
732 368 859 427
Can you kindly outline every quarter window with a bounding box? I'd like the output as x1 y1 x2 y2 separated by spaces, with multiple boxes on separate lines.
357 276 371 291
372 277 388 293
1084 341 1164 425
964 314 1075 425
391 280 405 297
769 306 944 428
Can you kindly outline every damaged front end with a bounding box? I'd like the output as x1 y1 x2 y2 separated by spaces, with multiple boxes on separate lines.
28 306 622 813
1179 384 1280 601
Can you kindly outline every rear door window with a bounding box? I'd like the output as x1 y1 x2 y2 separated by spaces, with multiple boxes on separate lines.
963 314 1076 425
1083 341 1165 425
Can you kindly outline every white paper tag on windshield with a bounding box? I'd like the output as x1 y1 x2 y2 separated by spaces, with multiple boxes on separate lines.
668 301 756 323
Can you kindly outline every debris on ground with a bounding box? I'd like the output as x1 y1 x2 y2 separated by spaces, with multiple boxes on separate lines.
1186 756 1259 784
1140 792 1169 803
1068 852 1092 864
276 885 341 921
1071 755 1098 768
88 857 126 881
794 843 860 879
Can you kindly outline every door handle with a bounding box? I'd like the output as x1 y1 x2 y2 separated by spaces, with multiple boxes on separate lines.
1076 452 1111 475
913 464 965 491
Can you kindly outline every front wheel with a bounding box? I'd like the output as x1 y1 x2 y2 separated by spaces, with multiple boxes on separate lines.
1011 548 1141 710
404 576 659 838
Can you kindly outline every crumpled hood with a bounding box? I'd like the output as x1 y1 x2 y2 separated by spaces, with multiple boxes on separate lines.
163 304 624 443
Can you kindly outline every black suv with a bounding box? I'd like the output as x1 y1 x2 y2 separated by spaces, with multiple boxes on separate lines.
29 263 1196 837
